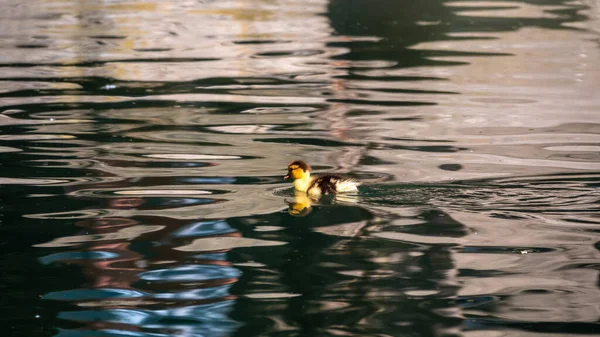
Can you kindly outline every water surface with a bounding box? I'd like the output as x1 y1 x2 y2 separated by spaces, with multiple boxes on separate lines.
1 0 599 336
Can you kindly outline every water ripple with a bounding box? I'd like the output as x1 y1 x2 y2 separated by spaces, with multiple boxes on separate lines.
44 288 148 301
1 0 598 336
138 265 241 282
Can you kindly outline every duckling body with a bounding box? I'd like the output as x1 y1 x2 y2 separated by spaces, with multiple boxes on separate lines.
284 160 359 195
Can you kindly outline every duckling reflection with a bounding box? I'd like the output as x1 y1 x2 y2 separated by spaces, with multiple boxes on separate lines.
285 192 315 217
285 191 360 217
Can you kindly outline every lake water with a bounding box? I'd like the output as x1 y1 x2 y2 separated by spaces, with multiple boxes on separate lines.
1 0 599 336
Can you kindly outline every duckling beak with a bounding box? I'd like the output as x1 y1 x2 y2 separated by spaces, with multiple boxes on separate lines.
284 174 290 179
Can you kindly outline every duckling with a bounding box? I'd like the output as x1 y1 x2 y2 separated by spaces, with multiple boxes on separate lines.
284 160 360 195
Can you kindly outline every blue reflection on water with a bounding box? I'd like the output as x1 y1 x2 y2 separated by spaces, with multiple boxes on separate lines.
138 265 241 282
59 309 151 325
171 220 236 237
44 285 232 301
154 284 232 299
39 251 120 265
57 301 241 337
44 288 148 301
55 329 167 337
192 253 229 261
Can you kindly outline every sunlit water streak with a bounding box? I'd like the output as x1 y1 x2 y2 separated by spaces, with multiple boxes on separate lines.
0 0 598 337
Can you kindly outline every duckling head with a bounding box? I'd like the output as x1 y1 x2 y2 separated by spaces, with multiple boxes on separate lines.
284 160 311 180
284 160 312 192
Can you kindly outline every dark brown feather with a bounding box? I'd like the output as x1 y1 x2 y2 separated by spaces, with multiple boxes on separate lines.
288 160 310 172
309 174 344 195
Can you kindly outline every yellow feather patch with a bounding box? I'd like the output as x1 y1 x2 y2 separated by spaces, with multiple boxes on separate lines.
290 167 304 179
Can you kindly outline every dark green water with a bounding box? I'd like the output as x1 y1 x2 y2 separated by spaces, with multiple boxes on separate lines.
1 0 599 336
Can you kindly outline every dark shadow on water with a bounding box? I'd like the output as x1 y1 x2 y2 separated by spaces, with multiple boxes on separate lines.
226 200 466 337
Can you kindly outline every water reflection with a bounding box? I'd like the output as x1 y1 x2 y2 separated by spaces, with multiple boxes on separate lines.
285 192 315 216
0 0 598 336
